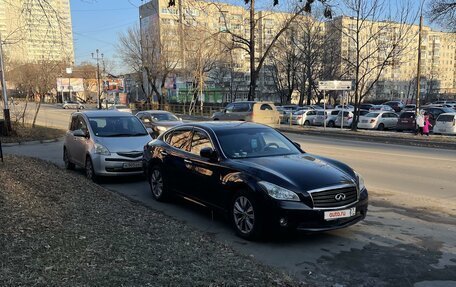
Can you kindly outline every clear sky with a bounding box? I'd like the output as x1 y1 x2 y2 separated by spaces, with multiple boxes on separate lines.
70 0 429 74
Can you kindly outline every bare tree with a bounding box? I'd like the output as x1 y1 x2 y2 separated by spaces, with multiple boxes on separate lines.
427 1 456 31
328 0 418 131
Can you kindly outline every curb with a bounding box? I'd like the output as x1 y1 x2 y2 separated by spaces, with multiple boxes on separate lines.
278 127 456 150
1 137 62 147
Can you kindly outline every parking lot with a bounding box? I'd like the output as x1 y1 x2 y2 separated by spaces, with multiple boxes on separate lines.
4 116 456 285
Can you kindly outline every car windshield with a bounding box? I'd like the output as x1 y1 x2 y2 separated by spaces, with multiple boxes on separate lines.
216 127 301 159
88 116 148 137
151 113 179 122
364 113 380 118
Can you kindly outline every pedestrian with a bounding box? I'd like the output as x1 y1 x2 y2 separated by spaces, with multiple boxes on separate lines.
415 110 425 135
423 113 432 136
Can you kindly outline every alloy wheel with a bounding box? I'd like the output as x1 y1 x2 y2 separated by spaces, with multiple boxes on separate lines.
150 169 164 198
233 196 255 234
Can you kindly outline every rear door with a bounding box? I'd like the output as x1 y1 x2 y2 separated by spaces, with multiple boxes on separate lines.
222 103 235 120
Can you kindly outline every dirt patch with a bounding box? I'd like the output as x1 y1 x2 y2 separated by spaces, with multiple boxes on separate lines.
0 123 64 143
0 155 302 286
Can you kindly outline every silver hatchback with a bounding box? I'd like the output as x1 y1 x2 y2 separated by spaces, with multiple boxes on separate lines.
63 110 152 181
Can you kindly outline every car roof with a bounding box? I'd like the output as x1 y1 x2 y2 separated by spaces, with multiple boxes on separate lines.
78 110 134 118
140 110 173 114
173 121 269 132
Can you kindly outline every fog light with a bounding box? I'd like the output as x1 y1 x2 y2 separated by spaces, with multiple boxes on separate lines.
279 217 288 227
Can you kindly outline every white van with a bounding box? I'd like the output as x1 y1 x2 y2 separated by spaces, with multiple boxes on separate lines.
433 113 456 135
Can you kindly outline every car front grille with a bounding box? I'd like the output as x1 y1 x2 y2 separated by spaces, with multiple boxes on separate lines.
117 152 143 158
310 185 358 209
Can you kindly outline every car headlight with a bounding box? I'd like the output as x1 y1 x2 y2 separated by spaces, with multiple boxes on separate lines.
354 171 365 191
94 143 110 155
156 126 167 132
258 181 300 201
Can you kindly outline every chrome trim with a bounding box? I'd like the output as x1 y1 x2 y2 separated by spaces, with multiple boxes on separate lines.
307 183 359 210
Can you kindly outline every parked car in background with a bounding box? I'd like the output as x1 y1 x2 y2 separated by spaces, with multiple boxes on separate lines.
357 111 398 130
313 110 332 126
432 100 456 105
63 101 84 109
383 101 404 112
63 111 152 181
396 111 416 132
143 122 368 240
290 109 317 126
211 101 279 124
369 105 394 112
335 110 354 128
422 107 454 126
108 104 132 114
335 104 354 110
309 104 324 110
326 110 342 127
282 105 300 113
136 110 183 138
276 106 289 124
358 109 370 117
359 104 374 111
402 104 416 112
433 113 456 135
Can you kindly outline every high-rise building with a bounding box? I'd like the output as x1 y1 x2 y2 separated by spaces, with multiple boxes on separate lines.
0 0 74 64
139 0 456 103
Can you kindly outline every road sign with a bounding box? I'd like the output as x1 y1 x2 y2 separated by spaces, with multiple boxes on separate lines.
318 80 354 91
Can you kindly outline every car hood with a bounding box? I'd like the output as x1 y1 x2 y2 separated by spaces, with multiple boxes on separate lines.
229 154 355 193
154 121 183 128
95 135 151 153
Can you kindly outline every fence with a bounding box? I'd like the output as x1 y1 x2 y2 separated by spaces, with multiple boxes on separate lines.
133 103 223 117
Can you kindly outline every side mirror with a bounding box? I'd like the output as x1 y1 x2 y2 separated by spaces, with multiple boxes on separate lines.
73 129 88 138
293 141 301 149
146 128 153 135
200 147 218 161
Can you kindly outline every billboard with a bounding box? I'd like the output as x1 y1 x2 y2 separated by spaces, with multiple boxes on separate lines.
57 78 84 92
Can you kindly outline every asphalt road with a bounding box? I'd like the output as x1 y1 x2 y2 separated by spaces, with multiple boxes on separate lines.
4 131 456 286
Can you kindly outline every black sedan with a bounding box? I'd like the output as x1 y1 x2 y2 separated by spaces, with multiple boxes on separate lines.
143 122 368 240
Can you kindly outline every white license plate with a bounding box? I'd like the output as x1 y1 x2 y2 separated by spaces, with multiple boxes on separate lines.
362 120 368 123
324 207 356 221
123 162 142 169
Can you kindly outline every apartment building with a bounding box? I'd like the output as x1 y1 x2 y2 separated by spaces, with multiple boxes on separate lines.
139 0 456 103
0 0 74 64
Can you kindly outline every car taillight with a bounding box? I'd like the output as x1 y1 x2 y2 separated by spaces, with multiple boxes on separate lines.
370 119 376 123
297 116 302 119
348 116 353 120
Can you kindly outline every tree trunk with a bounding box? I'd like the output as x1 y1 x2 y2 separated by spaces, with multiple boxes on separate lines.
248 0 256 101
32 98 42 128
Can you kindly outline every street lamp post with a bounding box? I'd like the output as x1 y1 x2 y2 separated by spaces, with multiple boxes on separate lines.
66 66 72 103
91 49 103 109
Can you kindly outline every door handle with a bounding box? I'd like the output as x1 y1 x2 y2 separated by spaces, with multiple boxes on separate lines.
184 159 192 165
160 150 168 156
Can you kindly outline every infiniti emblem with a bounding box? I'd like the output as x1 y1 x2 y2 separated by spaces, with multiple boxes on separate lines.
335 193 346 201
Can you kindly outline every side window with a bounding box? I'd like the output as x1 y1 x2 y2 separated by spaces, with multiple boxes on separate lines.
143 115 151 123
381 113 389 118
234 103 250 112
69 115 78 131
260 104 273 110
225 103 234 113
308 111 316 116
190 130 213 156
76 116 88 133
166 129 192 151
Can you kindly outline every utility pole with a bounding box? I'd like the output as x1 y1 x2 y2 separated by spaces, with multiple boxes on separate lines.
92 49 103 109
416 8 424 114
177 0 185 69
0 32 11 133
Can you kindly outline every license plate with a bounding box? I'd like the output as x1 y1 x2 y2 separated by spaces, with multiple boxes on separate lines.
123 162 142 169
439 128 447 132
362 120 367 123
324 207 356 221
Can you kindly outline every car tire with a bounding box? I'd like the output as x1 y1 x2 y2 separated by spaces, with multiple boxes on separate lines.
63 148 75 170
85 156 98 182
213 118 219 121
149 165 171 201
304 120 310 126
377 123 385 131
231 191 265 240
328 121 335 128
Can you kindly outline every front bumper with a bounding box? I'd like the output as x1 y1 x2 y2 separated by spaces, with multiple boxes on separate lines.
91 153 144 176
264 191 368 232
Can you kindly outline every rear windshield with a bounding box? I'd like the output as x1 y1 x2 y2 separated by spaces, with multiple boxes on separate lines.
331 111 340 115
436 114 455 122
364 113 380 118
400 112 415 118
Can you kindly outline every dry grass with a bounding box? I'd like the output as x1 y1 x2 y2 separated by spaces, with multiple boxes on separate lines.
0 123 65 143
0 155 302 286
